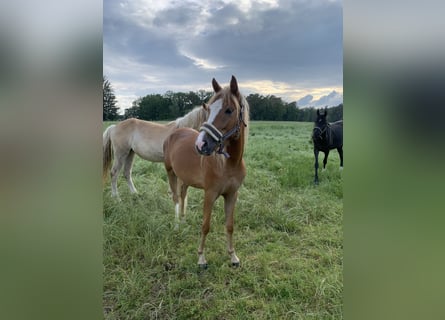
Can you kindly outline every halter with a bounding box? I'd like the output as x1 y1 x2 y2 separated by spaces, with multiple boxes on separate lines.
199 100 247 158
313 123 332 146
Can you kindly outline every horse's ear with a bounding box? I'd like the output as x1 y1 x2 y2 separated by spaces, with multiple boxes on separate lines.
317 109 320 116
212 78 222 93
230 75 239 96
202 103 208 111
325 107 328 115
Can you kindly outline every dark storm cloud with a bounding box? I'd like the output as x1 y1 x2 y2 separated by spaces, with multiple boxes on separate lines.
103 0 343 108
181 0 342 83
104 3 192 68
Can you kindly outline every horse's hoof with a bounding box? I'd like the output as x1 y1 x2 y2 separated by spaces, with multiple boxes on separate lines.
231 262 240 268
198 263 208 270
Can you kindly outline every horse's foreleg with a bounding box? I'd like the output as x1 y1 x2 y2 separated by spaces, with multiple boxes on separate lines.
323 150 329 170
338 146 343 170
123 150 137 194
224 192 240 267
198 191 218 268
314 148 319 184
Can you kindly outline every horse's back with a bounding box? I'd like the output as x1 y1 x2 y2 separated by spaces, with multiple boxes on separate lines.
113 118 167 132
331 120 343 146
111 118 174 161
332 120 343 128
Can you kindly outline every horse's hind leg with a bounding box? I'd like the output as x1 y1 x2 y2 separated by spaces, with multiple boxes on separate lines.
337 146 343 170
110 153 126 199
224 191 240 267
123 150 137 194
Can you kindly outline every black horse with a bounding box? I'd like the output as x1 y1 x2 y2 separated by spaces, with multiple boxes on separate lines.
312 108 343 184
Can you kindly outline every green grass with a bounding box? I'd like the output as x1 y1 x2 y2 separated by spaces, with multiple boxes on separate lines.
103 121 343 319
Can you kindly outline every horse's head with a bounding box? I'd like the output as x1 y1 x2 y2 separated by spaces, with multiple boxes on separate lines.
195 76 246 156
313 108 329 142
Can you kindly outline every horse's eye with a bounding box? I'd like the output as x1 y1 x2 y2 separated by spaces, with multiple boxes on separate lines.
225 108 233 115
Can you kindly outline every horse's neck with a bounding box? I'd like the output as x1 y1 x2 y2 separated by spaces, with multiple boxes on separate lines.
166 121 178 130
177 109 205 130
226 128 245 166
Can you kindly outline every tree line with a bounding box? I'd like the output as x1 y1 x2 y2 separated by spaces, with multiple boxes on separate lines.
103 77 342 123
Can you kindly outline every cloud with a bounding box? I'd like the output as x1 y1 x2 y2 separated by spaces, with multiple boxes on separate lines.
104 0 343 110
297 94 314 106
297 90 343 108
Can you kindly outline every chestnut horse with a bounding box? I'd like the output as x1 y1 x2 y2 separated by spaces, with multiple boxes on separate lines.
103 106 208 199
163 76 249 268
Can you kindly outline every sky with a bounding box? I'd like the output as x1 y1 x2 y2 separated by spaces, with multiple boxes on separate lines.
103 0 343 112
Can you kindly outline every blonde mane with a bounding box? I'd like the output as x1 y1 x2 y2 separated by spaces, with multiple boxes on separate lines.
175 106 208 130
239 93 250 146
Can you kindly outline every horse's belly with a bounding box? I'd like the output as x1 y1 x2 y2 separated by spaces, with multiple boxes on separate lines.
134 143 164 162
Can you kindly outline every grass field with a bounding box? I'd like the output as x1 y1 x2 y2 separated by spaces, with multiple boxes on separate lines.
103 121 343 319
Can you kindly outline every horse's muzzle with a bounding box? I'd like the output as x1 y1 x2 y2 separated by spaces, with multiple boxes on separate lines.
195 136 216 156
195 129 218 156
195 143 213 156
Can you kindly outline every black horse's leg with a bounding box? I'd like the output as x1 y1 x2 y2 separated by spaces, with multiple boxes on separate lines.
314 148 319 184
323 150 329 170
338 146 343 169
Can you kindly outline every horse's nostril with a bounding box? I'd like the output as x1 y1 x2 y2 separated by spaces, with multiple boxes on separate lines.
196 140 205 151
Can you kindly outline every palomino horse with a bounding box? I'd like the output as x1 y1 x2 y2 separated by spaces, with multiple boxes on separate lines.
103 106 208 198
163 76 249 268
312 108 343 184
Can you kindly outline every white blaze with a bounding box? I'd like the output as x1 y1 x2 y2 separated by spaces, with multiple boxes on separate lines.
206 99 223 123
195 99 223 151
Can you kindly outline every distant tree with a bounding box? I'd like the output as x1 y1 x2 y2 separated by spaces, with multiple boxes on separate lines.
103 76 120 121
164 92 190 117
284 102 298 121
267 95 286 120
121 89 342 122
135 94 172 120
248 94 296 121
247 94 267 120
123 99 141 119
327 103 343 122
197 90 213 103
296 107 316 122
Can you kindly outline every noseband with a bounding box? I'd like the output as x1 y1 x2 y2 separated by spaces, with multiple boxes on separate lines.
199 101 247 158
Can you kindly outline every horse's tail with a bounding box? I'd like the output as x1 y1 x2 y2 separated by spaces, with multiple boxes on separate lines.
103 125 115 183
